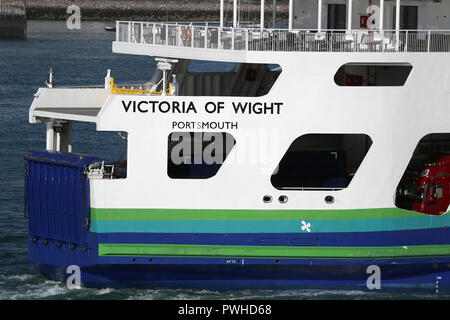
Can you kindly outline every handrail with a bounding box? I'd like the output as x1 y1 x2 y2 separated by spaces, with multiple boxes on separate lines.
115 21 450 53
110 78 172 95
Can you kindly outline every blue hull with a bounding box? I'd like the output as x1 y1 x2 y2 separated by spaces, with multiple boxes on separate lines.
31 257 450 291
24 150 450 292
28 236 450 291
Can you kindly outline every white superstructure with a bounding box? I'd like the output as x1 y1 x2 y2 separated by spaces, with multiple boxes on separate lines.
29 0 450 214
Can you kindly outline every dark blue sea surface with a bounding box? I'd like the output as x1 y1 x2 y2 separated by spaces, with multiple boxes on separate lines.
0 21 448 300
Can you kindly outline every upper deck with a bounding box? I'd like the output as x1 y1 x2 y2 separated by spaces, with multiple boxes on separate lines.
112 0 450 62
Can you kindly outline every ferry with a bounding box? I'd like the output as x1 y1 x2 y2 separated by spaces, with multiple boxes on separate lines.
25 0 450 291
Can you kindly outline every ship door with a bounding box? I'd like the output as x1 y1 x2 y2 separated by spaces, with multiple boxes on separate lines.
327 4 347 30
393 6 418 30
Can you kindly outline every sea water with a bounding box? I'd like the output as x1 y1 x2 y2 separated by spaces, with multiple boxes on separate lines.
0 20 448 300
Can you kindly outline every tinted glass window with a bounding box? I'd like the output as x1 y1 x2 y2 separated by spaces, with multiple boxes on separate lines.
168 132 235 179
271 134 372 190
334 63 412 86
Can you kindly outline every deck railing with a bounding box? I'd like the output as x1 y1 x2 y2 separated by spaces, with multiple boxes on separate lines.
116 21 450 53
109 78 172 96
0 1 25 17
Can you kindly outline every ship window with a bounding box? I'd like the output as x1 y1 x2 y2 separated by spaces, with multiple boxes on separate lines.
167 132 236 179
334 63 412 86
72 123 128 179
395 133 450 215
271 134 372 190
177 62 281 97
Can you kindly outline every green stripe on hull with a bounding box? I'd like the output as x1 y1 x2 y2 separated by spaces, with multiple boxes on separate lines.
98 243 450 259
91 207 424 221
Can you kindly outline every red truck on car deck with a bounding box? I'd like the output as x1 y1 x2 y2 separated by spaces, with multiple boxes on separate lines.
396 153 450 215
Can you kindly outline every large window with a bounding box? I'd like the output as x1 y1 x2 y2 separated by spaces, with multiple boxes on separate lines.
327 4 347 30
395 133 450 215
393 6 418 30
334 63 412 86
167 132 235 179
271 134 372 190
72 123 128 179
177 62 281 97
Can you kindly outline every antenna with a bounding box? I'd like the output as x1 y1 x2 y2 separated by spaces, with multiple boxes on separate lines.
45 68 54 88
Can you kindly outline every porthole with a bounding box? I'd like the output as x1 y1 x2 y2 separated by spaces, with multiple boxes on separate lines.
325 195 335 204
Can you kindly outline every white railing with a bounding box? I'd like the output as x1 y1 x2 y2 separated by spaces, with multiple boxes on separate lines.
116 21 450 53
0 4 25 16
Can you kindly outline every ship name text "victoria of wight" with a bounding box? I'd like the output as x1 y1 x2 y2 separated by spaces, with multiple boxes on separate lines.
121 100 284 115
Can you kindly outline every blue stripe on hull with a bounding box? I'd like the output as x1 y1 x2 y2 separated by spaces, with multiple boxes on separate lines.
90 215 450 233
95 227 450 247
